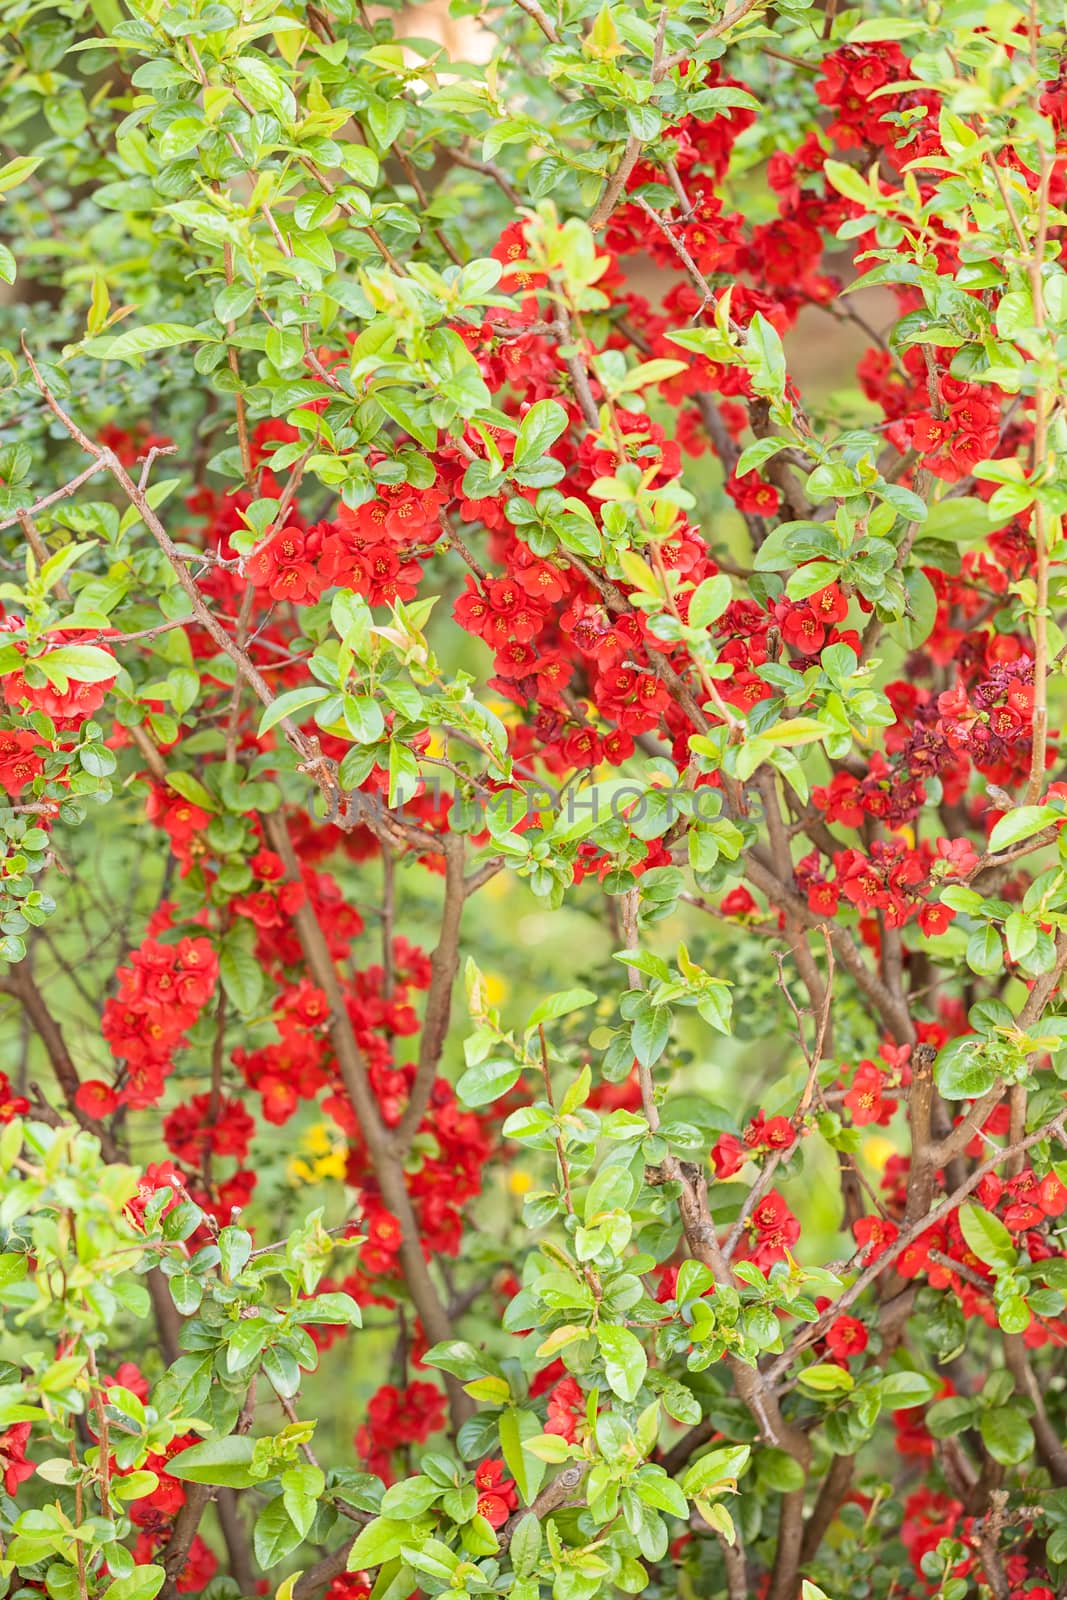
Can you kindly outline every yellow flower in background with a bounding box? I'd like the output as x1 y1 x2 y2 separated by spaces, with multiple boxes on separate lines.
287 1157 317 1186
303 1122 334 1157
287 1122 347 1186
862 1135 896 1174
316 1148 348 1181
484 971 508 1005
509 1169 533 1196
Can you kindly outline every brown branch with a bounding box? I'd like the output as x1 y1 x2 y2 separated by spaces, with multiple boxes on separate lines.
659 0 763 72
742 850 914 1045
19 339 344 819
392 832 467 1150
589 136 643 233
260 810 471 1428
450 143 523 206
216 1490 256 1592
766 1109 1067 1383
589 9 668 232
554 301 600 430
498 1464 587 1551
767 1488 806 1600
657 1417 716 1477
512 0 560 43
160 1486 213 1598
1002 1332 1067 1485
673 1161 811 1467
800 1452 854 1563
0 459 107 533
292 1539 358 1600
928 929 1067 1167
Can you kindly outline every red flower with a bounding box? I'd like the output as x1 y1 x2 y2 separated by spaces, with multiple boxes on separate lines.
0 730 43 795
246 523 326 603
474 1459 517 1526
545 1375 585 1441
74 1079 119 1119
779 605 826 656
853 1214 899 1262
0 1423 34 1494
1037 1172 1067 1215
825 1316 868 1360
726 470 780 516
711 1132 746 1179
918 902 955 937
843 1060 898 1127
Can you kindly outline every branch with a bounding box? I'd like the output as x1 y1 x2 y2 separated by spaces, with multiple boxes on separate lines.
799 1452 854 1563
928 929 1067 1167
1002 1332 1067 1485
159 1485 212 1599
498 1464 587 1551
512 0 559 43
20 339 343 819
672 1160 812 1467
260 811 471 1427
0 458 107 533
741 850 914 1045
766 1110 1067 1383
767 1488 806 1600
589 9 668 232
393 833 467 1150
658 0 764 73
292 1538 357 1600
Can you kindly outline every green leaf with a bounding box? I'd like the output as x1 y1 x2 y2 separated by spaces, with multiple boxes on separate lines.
966 925 1002 977
499 1408 546 1507
796 1363 854 1394
258 685 329 735
688 574 732 630
456 1058 522 1108
682 1444 751 1496
979 1406 1034 1466
597 1324 647 1402
934 1036 997 1100
218 1226 252 1279
347 1517 422 1570
0 155 42 195
879 1371 937 1408
958 1203 1015 1274
631 1005 670 1067
344 694 386 744
987 804 1062 853
103 1568 165 1600
168 1436 261 1488
254 1497 303 1567
756 1449 805 1492
38 644 116 683
524 987 598 1034
380 1476 440 1517
220 939 263 1015
512 400 569 469
823 159 876 206
299 1292 362 1326
84 322 209 364
164 771 218 811
745 313 786 401
509 1512 542 1577
225 1318 269 1373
